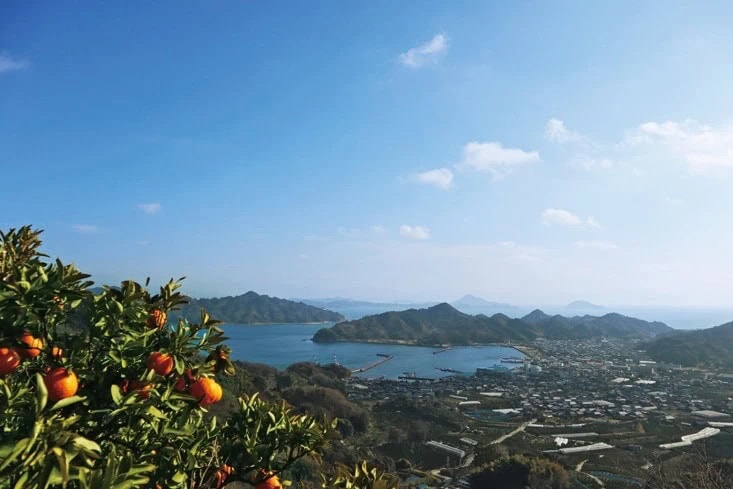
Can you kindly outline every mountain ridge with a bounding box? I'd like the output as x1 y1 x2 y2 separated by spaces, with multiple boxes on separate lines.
643 321 733 367
176 291 345 324
313 303 671 345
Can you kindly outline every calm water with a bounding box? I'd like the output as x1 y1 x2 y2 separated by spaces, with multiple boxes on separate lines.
221 323 523 380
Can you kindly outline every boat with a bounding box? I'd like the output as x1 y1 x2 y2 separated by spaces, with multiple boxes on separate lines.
433 347 452 355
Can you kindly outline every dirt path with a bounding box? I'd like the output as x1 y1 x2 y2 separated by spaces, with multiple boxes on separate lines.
489 418 537 445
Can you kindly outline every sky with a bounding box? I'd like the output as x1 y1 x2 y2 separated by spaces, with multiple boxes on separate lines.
2 1 733 306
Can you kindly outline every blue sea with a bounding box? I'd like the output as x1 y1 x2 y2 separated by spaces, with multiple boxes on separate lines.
221 323 522 380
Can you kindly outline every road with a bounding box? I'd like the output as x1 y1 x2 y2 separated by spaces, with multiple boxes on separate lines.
489 418 537 445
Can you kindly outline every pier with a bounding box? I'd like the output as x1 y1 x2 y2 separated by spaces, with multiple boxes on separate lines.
352 354 394 373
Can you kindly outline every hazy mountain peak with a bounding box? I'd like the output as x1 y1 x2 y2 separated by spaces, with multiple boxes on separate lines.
566 300 603 309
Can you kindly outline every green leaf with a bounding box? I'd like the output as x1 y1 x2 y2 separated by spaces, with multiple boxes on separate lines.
35 372 48 412
50 395 86 411
110 384 122 405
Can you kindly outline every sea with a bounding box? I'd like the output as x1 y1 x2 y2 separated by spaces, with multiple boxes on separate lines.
221 323 523 380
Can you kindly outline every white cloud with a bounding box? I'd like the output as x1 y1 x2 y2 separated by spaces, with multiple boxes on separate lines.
541 208 582 226
399 34 448 68
138 202 161 214
545 118 580 144
399 225 430 240
459 141 540 177
542 209 602 228
72 224 98 234
0 54 29 75
414 167 453 189
626 120 733 174
576 240 618 251
371 225 387 234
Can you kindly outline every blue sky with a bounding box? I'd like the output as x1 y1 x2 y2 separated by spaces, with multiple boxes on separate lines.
2 1 733 306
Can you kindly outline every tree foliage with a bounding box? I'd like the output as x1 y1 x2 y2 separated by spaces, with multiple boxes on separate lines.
0 226 397 489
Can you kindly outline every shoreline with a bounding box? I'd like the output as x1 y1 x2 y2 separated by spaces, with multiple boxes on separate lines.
311 337 529 356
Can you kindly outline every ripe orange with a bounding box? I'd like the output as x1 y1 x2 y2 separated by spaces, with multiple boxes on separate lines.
146 309 167 329
190 377 223 406
0 348 21 376
19 332 44 358
254 471 282 489
215 465 234 488
147 352 174 376
50 346 64 360
44 367 78 401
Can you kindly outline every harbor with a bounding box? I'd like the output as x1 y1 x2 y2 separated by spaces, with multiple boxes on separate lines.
352 354 394 373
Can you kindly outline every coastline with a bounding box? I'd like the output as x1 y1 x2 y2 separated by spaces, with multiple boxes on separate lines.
311 337 531 356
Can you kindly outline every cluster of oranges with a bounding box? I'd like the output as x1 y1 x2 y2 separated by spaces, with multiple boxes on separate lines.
1 309 223 409
0 332 78 402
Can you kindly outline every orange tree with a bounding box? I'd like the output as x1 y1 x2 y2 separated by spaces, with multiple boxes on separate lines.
0 227 398 489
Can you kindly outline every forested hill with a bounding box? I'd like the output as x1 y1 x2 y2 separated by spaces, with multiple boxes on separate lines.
643 321 733 368
521 309 671 337
176 291 345 324
312 303 671 345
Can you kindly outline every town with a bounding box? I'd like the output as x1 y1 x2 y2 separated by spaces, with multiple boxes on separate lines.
344 338 733 487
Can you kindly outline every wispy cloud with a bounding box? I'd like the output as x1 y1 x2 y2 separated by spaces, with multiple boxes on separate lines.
399 225 430 240
72 224 99 234
542 209 602 229
545 118 580 144
542 208 582 226
0 54 29 75
458 141 540 178
137 202 161 214
399 34 448 68
625 120 733 175
371 225 387 235
414 167 454 189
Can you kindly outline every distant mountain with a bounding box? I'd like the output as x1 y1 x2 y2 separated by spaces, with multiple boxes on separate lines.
522 309 671 338
643 321 733 368
451 294 515 309
566 300 604 310
177 291 344 324
312 304 670 345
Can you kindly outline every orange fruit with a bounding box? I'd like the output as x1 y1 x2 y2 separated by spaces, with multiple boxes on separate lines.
190 377 222 406
147 352 174 376
44 367 78 401
254 471 282 489
0 348 21 376
215 465 234 488
50 346 64 360
19 332 44 358
146 309 167 329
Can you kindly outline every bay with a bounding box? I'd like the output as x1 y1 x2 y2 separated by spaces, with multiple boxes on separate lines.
221 323 524 380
